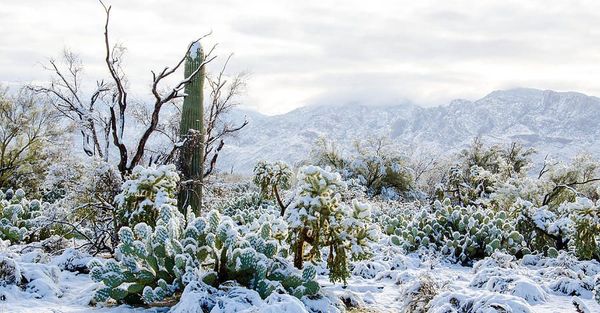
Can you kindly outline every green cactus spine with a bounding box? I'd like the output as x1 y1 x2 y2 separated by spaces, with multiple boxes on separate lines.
179 41 206 215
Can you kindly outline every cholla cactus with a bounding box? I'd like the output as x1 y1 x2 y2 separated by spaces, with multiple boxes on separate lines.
569 197 600 260
115 164 179 227
0 188 45 243
91 164 321 304
253 160 293 215
194 209 320 299
287 165 378 284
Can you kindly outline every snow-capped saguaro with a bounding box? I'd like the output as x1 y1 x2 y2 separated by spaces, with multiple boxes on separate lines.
178 41 206 215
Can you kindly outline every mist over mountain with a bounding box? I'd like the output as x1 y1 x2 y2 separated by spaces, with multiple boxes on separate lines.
219 88 600 173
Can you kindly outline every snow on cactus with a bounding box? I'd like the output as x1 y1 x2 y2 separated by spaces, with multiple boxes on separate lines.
253 160 293 215
115 164 180 228
390 198 526 263
88 203 194 304
0 188 47 243
568 197 600 260
93 192 320 305
89 165 192 304
195 209 320 299
286 165 378 284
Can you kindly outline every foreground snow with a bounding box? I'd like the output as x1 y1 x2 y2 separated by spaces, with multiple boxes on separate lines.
1 240 599 313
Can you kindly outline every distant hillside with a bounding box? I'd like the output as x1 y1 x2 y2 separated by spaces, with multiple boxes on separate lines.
219 88 600 173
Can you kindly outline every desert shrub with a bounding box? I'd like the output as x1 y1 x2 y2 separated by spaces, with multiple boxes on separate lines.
311 137 415 199
436 140 535 206
0 88 70 197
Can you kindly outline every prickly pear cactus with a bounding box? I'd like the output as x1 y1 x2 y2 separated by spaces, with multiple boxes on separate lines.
89 204 196 304
92 179 322 305
390 199 525 263
191 207 320 300
0 188 45 243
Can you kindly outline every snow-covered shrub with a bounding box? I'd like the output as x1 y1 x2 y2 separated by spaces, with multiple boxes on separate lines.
595 276 600 305
0 255 21 286
525 251 600 298
436 140 535 207
470 266 548 304
514 199 571 255
399 274 442 312
287 165 378 283
0 254 62 299
0 188 48 243
253 160 293 214
429 290 533 313
351 260 388 279
515 197 600 259
115 164 179 228
311 137 416 199
570 197 600 260
573 296 592 313
50 248 94 273
391 199 525 263
40 159 124 253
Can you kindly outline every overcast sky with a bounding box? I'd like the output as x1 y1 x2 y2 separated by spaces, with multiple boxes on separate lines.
2 0 600 115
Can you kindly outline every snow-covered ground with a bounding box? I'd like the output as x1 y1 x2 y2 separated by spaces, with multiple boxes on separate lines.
2 240 599 313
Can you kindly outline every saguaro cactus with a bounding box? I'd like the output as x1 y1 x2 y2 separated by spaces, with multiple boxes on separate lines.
178 41 206 215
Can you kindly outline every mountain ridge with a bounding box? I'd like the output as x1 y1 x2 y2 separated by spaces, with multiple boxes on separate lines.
219 88 600 173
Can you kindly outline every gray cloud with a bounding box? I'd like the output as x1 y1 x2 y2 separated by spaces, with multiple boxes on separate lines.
1 0 600 115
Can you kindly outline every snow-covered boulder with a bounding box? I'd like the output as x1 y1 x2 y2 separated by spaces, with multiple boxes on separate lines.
50 248 94 273
429 290 533 313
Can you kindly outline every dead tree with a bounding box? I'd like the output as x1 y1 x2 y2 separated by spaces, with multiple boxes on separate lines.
31 1 216 177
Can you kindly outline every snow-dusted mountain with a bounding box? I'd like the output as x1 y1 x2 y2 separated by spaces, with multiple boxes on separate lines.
219 88 600 173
